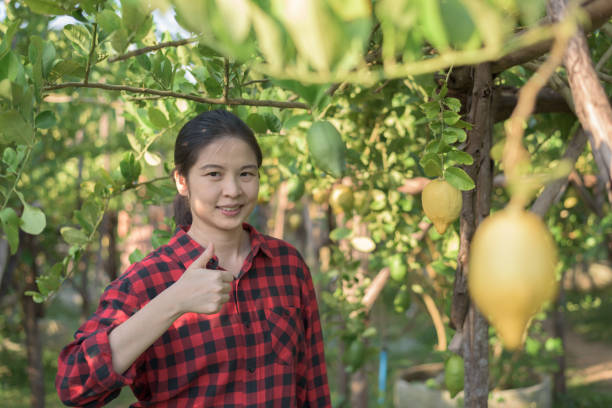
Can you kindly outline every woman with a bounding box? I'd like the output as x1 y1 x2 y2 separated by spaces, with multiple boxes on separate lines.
56 110 331 407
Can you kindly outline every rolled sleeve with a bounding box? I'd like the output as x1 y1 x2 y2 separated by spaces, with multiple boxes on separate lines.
56 275 143 406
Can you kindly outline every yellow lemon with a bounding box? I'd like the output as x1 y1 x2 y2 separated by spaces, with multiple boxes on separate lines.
469 208 558 350
421 179 462 234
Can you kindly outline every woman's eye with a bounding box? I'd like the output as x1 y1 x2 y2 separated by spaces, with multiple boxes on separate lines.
206 172 221 177
240 172 255 177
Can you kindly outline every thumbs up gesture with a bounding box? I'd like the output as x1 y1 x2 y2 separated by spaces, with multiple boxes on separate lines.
171 243 235 315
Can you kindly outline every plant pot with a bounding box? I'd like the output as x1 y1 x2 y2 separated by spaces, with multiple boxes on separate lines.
394 363 552 408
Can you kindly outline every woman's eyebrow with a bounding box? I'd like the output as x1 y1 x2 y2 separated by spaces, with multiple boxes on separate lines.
199 164 224 170
240 165 258 170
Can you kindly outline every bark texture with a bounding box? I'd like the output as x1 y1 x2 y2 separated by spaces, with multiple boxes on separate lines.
452 63 494 407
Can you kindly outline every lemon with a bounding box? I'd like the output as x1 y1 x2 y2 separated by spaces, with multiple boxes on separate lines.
444 354 464 398
469 208 558 350
311 187 329 204
329 185 354 214
421 179 462 234
350 236 376 253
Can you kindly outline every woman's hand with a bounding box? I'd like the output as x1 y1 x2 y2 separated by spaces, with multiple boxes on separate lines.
171 243 234 315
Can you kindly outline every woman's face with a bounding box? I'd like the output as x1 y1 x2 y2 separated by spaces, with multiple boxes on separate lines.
175 136 259 234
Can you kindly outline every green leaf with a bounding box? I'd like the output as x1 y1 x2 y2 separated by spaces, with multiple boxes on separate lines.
0 110 34 145
74 199 101 234
35 110 56 129
147 107 169 129
420 152 443 178
445 166 475 191
442 127 465 144
442 110 461 126
0 207 21 254
263 113 282 133
122 0 151 33
97 9 122 33
127 133 142 152
35 262 64 296
419 0 449 51
23 0 67 15
283 114 311 130
329 227 352 242
129 248 145 264
0 20 20 60
2 147 18 173
421 100 440 119
251 5 284 70
246 113 268 133
63 24 92 55
28 36 43 97
215 0 251 43
446 150 473 165
60 226 89 246
444 97 462 112
41 41 56 78
49 59 85 81
20 204 46 235
440 0 479 49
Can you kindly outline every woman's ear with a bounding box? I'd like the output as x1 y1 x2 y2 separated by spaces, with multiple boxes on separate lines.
174 171 189 197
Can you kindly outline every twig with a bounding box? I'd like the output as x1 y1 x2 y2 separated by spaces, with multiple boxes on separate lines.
42 82 309 110
84 23 98 84
595 43 612 71
362 267 390 313
503 20 575 202
108 38 199 63
530 127 588 217
223 58 230 102
597 71 612 84
421 292 448 351
242 79 269 87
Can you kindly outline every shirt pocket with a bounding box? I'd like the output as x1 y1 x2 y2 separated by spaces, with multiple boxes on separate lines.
264 306 304 366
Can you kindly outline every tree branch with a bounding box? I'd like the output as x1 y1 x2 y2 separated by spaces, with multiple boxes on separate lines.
530 127 589 217
108 38 199 63
41 82 309 110
492 0 612 73
549 0 612 202
84 23 98 84
223 58 230 102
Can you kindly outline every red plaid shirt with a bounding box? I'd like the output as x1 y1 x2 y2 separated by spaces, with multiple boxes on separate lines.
56 224 331 408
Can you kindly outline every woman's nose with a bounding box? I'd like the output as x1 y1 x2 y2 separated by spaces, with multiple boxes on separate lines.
223 176 241 196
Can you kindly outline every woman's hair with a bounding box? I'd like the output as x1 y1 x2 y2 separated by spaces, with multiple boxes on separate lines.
172 109 263 226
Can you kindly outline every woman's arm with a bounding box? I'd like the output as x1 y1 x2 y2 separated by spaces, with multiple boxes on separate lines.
56 244 233 406
109 243 234 373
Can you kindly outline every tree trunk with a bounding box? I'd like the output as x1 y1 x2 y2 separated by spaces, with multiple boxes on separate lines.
452 63 494 407
21 235 45 408
548 0 612 202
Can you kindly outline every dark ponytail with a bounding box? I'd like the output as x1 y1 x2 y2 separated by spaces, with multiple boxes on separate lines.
172 109 262 226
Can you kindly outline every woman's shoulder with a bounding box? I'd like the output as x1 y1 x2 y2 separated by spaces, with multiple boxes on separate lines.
110 242 180 291
259 233 302 257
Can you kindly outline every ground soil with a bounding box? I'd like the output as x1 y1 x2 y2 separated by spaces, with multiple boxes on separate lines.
565 326 612 389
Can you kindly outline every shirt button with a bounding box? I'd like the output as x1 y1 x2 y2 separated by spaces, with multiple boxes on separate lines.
248 366 255 373
244 321 251 329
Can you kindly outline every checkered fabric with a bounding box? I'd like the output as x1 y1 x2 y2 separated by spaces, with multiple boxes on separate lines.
56 224 331 408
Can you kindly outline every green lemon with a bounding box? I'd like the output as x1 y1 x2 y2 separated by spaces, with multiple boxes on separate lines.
389 254 407 282
307 121 346 178
444 354 464 398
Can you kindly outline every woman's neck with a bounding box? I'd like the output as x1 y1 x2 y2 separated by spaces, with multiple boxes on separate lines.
187 222 250 264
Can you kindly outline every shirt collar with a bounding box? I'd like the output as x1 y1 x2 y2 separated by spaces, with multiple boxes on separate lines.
168 223 273 267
